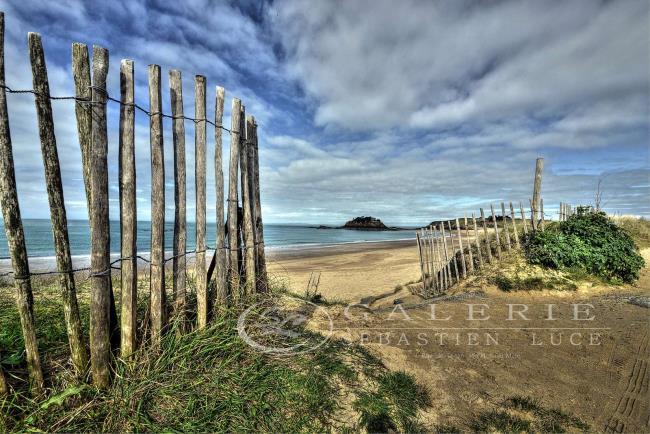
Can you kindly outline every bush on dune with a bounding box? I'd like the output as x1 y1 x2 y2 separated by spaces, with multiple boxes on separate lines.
524 209 645 283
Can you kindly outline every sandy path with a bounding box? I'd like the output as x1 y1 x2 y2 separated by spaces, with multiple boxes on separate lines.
298 244 650 432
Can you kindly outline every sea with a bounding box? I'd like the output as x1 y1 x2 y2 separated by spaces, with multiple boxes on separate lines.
0 219 416 270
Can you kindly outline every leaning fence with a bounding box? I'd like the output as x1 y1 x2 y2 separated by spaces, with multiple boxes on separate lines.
416 201 532 297
415 158 554 297
0 11 268 394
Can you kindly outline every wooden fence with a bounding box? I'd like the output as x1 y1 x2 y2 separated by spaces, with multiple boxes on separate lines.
416 158 546 297
0 12 268 393
416 201 530 296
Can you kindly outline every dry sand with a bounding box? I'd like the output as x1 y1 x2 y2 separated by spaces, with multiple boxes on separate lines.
266 239 421 302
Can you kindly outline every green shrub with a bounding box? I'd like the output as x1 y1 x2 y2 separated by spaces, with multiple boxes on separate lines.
523 211 645 283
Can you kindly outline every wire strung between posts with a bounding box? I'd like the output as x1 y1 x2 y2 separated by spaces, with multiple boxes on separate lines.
0 242 264 280
0 83 236 134
0 82 262 281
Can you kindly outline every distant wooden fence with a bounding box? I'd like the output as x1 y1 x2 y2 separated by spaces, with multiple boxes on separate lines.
416 158 546 297
0 12 268 393
416 201 529 296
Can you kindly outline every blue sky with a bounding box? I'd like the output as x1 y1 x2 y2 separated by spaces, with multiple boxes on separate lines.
1 0 648 225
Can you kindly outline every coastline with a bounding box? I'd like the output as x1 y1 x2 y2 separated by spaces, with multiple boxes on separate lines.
0 238 417 274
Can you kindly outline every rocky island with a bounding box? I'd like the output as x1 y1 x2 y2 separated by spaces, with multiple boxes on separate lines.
316 216 401 231
342 216 389 230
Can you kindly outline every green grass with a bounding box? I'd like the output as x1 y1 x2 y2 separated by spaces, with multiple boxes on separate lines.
494 274 578 292
0 279 429 432
614 216 650 249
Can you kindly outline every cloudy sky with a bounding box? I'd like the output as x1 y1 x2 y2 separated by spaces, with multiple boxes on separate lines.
1 0 648 225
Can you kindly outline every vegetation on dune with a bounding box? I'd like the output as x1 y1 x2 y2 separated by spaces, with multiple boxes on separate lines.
613 216 650 249
0 281 429 432
523 209 645 283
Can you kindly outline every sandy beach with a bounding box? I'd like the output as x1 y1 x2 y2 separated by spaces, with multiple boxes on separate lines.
267 239 420 303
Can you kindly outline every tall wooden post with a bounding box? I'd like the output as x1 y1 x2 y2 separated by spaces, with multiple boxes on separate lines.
455 218 467 278
519 201 528 234
531 157 544 230
500 202 511 250
71 43 92 214
29 33 88 374
149 64 166 344
427 226 437 291
250 118 268 292
227 98 242 298
89 46 111 388
0 14 44 394
195 76 208 327
170 70 186 316
214 86 227 303
480 208 492 264
416 232 426 291
490 204 501 259
119 59 137 357
446 221 460 282
438 224 451 286
240 116 256 294
423 230 432 293
464 214 474 273
509 202 520 248
434 228 443 291
472 213 483 268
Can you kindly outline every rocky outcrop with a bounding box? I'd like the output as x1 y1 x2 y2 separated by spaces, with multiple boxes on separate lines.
342 216 389 230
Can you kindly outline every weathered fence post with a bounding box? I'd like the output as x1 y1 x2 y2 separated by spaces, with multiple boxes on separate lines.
519 201 528 234
427 226 437 292
446 221 460 282
480 208 492 263
29 32 88 375
0 364 7 395
531 157 544 230
71 43 92 213
540 198 545 230
438 224 451 285
424 230 433 293
241 116 256 294
490 204 501 259
455 218 467 279
89 45 112 388
227 98 242 298
214 86 227 303
170 70 186 317
0 14 44 394
434 228 444 291
416 231 426 292
472 213 483 268
500 202 512 250
149 64 166 344
119 59 137 357
427 227 437 293
250 117 268 292
509 202 520 248
195 75 208 327
464 214 474 273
